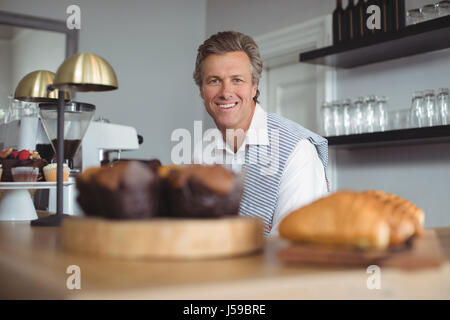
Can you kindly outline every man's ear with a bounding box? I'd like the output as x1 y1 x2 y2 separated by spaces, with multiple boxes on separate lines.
252 83 258 98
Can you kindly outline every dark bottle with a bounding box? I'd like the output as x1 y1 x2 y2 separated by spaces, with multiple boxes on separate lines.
389 0 406 32
345 0 357 41
333 0 346 44
354 0 366 38
379 0 391 32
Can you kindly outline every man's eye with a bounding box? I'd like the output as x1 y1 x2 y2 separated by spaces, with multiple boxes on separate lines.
233 78 243 83
209 79 219 84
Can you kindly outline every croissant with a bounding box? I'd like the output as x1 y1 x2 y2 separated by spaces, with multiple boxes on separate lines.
279 190 425 250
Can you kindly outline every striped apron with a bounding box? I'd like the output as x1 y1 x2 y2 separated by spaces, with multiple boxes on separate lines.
239 113 329 234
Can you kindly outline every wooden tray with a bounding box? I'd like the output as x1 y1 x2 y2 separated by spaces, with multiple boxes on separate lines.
62 215 264 260
278 230 443 270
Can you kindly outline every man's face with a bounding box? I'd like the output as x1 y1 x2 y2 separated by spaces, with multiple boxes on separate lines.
200 51 257 132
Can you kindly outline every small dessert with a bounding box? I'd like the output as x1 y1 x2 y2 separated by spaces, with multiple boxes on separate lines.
76 161 160 219
11 167 39 182
43 163 70 182
0 148 47 182
160 164 244 218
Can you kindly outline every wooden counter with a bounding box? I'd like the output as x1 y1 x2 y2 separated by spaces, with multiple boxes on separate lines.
1 220 449 299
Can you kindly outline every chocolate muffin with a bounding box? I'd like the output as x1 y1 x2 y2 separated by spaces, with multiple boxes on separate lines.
76 167 105 217
159 164 244 218
76 161 160 219
147 158 162 174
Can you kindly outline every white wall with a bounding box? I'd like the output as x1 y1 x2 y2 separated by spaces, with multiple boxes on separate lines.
206 0 450 227
206 0 333 38
0 39 11 114
0 0 206 164
10 28 65 92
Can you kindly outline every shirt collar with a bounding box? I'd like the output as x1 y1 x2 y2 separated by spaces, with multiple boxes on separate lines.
246 103 269 146
213 103 269 150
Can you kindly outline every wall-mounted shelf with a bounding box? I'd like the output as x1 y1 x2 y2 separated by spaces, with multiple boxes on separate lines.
326 125 450 149
299 15 450 68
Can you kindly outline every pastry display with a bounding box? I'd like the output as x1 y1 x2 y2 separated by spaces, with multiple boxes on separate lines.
43 163 70 182
0 148 47 182
76 161 160 219
279 190 425 250
159 164 244 218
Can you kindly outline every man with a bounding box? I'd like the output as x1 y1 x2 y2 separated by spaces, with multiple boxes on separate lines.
193 31 329 236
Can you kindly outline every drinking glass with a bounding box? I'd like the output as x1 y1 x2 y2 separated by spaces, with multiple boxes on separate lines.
321 102 334 136
437 88 449 125
22 102 39 117
410 91 426 128
0 103 8 123
422 4 439 21
437 0 450 16
349 97 364 134
341 99 352 135
331 101 343 136
423 89 439 126
363 95 377 133
406 8 423 25
8 96 20 121
389 109 410 130
8 99 39 121
375 96 388 132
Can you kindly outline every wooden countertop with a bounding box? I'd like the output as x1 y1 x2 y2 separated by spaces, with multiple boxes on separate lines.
1 219 449 299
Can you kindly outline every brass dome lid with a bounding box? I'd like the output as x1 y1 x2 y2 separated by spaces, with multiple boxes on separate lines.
14 70 70 102
53 53 118 92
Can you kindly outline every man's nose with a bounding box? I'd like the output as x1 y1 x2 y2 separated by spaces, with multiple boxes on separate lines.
220 81 234 99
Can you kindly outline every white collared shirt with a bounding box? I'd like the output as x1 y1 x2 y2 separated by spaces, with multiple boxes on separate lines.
193 104 328 236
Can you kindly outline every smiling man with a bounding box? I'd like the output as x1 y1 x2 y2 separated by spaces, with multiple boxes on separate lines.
193 31 329 236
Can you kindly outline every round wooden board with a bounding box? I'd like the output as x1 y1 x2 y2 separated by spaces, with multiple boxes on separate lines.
62 216 264 260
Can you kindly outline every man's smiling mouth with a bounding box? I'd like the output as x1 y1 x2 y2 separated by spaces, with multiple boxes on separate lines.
216 102 238 109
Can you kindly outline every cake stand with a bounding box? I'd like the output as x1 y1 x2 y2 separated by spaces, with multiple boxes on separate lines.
0 182 74 221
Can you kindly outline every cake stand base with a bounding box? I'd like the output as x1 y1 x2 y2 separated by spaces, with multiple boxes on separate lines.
0 181 75 222
0 189 37 221
30 213 72 227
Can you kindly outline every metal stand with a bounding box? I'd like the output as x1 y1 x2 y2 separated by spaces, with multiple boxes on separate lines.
31 90 66 227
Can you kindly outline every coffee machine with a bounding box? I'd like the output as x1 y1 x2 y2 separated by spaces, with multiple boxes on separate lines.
0 105 142 216
78 120 140 170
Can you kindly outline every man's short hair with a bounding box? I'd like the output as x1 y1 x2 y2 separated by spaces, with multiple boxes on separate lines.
193 31 263 103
